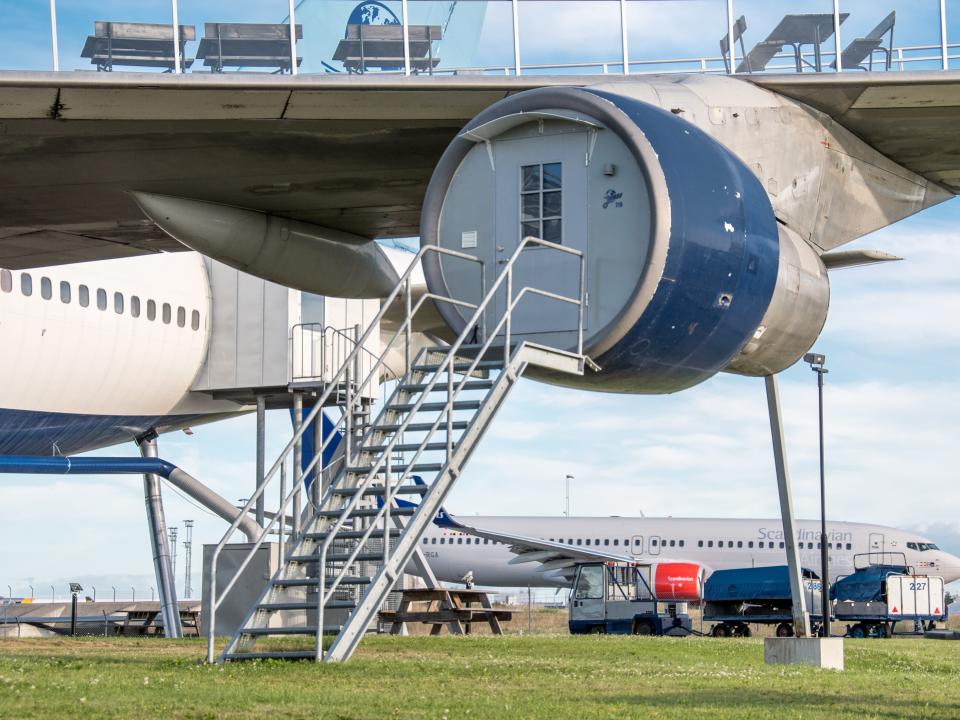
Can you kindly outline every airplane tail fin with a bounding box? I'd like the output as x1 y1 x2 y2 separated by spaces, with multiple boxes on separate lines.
377 476 460 529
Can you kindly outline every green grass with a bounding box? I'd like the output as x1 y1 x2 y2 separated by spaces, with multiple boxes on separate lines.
1 635 958 719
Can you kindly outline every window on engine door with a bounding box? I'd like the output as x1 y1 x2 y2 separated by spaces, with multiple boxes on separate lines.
520 162 562 244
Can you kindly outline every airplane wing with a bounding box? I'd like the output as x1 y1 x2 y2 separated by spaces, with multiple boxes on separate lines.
439 511 636 583
751 72 960 192
1 71 958 271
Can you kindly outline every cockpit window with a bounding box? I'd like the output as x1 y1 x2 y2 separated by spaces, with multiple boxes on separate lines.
907 542 918 551
910 541 940 552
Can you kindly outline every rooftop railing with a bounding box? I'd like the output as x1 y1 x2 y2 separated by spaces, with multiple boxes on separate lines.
4 2 956 76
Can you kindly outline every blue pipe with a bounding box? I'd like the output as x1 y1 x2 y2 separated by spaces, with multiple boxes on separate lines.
0 456 177 477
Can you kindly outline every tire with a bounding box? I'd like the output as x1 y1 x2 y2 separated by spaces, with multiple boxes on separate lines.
590 625 605 635
712 624 730 638
850 624 866 639
876 624 889 639
775 623 794 638
740 625 752 638
633 621 654 636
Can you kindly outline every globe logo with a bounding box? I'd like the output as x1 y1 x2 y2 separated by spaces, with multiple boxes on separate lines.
346 0 401 35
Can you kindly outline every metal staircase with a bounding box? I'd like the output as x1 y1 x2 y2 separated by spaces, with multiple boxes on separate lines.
206 237 592 664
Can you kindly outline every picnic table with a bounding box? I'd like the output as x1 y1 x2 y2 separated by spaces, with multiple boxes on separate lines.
738 13 848 73
379 588 512 635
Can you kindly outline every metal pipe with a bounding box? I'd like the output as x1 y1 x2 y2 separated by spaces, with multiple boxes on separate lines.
725 0 735 73
288 0 298 76
763 375 811 637
402 0 411 76
171 0 181 74
815 364 829 636
941 0 949 70
832 0 842 72
139 436 183 639
292 392 303 533
256 396 266 527
0 455 259 541
49 0 59 71
619 0 629 75
511 0 522 75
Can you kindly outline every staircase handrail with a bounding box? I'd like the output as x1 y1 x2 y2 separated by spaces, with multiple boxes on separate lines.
314 237 586 648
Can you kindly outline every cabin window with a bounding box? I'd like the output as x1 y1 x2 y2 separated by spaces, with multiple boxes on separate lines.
131 296 141 318
422 538 428 544
779 542 785 549
191 309 200 331
147 299 156 321
162 303 171 324
679 540 684 547
633 538 640 546
41 277 52 300
78 285 89 307
604 539 610 546
846 543 852 550
114 292 124 315
669 540 675 547
576 539 582 546
59 281 71 304
20 273 32 296
177 306 186 328
698 540 704 548
430 537 436 544
585 538 591 546
748 541 754 549
456 537 462 544
613 539 619 546
484 538 489 545
707 541 713 548
0 269 11 293
520 162 563 244
96 289 107 311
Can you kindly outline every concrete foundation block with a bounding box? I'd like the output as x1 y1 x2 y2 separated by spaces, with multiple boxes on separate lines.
764 637 844 670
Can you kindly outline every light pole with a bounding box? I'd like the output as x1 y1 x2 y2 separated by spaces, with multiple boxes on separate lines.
111 586 116 602
804 352 830 637
29 585 34 600
564 474 574 517
130 586 136 603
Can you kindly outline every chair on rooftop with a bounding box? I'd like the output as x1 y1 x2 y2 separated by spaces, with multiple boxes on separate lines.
832 11 896 70
720 15 749 74
195 23 303 74
81 21 195 72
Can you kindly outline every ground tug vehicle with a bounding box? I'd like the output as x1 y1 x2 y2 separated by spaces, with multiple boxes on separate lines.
568 561 701 635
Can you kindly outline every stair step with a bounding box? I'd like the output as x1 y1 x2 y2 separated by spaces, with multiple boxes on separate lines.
388 401 481 413
364 442 450 454
242 626 339 637
347 463 442 476
315 506 415 518
224 651 318 661
374 421 469 433
273 576 371 587
257 600 356 611
331 484 428 496
400 380 494 393
412 360 501 373
303 528 400 540
287 552 385 564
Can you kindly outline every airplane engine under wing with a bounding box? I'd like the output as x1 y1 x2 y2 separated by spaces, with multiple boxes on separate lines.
421 86 829 394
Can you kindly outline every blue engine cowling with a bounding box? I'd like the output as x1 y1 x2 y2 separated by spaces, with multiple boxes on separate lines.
420 85 828 394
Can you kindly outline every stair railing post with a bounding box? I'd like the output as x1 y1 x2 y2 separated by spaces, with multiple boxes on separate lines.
278 462 287 566
577 253 586 357
404 277 412 375
504 262 513 365
385 443 392 565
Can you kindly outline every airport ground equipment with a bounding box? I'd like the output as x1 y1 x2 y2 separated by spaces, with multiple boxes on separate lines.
210 239 591 663
831 556 947 638
703 566 823 638
568 561 698 636
378 588 511 636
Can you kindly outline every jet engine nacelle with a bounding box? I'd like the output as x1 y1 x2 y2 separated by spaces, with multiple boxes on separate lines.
421 86 829 393
651 562 704 602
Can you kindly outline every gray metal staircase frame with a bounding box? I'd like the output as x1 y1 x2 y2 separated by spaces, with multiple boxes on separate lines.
207 237 590 664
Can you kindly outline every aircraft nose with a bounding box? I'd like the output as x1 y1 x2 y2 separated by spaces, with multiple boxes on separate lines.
940 554 960 583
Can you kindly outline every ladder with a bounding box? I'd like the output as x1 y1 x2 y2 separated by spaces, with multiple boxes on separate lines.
207 237 591 663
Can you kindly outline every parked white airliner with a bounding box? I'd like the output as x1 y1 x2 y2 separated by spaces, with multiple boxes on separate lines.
415 513 960 587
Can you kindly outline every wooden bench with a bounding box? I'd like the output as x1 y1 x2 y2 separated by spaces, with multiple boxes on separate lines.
379 588 512 635
334 25 441 74
81 21 195 72
196 23 303 73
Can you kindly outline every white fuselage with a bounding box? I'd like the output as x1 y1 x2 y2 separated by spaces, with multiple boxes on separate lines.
416 516 960 587
0 253 243 454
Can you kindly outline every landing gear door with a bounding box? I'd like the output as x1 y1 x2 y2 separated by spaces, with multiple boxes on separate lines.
492 120 590 340
571 563 605 623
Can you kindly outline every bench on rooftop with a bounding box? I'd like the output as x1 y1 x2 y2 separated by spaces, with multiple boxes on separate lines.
196 23 303 74
334 24 442 74
81 21 195 72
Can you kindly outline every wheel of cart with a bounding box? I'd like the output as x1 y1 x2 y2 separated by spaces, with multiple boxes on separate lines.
632 619 655 636
711 623 731 638
733 623 752 637
775 622 794 637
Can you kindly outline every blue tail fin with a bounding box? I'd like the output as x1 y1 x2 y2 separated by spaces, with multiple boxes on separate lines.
377 476 459 528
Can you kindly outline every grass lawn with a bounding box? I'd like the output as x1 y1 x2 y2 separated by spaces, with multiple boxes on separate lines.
0 634 957 719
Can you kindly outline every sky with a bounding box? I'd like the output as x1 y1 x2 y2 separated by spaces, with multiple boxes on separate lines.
0 1 958 601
